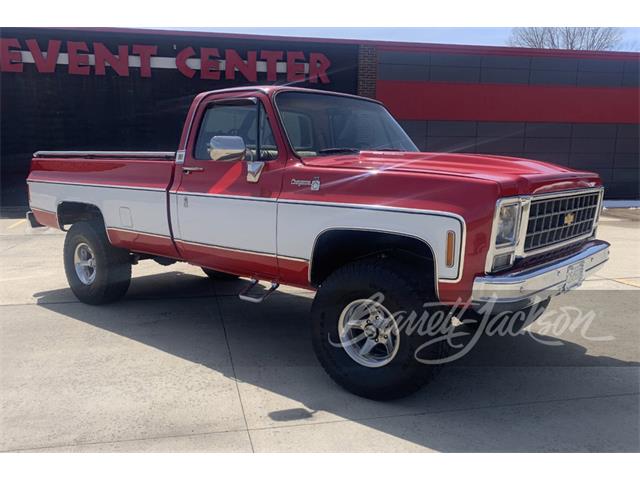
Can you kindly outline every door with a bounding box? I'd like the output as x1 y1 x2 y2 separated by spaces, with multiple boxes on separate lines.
172 93 286 280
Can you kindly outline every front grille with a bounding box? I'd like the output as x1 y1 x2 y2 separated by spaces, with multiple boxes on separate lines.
524 191 600 252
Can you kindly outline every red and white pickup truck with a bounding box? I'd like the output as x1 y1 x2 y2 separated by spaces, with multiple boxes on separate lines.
27 86 609 399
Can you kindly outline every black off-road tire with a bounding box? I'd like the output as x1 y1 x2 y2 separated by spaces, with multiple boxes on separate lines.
63 221 131 305
311 256 449 400
201 268 239 281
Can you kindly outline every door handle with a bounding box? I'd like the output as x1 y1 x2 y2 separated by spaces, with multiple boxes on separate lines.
183 166 204 175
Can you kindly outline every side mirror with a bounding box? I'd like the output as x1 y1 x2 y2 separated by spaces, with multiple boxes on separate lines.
207 136 247 162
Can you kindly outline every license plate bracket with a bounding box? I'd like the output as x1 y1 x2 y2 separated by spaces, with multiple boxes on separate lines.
565 261 585 290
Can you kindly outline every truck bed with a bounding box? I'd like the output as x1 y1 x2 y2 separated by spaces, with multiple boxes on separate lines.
27 150 179 258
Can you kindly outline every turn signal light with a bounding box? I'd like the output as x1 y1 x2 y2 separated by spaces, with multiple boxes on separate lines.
446 230 455 267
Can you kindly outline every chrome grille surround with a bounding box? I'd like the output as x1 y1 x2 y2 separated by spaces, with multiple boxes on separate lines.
484 187 604 273
524 190 601 253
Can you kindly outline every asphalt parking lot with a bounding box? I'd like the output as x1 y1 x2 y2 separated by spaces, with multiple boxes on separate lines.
1 209 638 452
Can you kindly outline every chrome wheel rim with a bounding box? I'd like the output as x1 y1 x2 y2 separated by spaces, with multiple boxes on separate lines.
338 298 400 368
74 242 96 285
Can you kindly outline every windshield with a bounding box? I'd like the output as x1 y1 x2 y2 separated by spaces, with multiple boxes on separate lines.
275 92 418 157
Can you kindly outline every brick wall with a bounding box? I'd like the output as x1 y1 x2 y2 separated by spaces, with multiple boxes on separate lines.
357 45 378 98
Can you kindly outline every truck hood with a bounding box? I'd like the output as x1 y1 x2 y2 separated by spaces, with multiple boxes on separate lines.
301 151 601 196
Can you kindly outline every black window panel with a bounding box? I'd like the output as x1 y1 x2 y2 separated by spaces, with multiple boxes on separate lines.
428 121 477 137
377 50 429 65
430 53 483 67
398 121 428 150
530 57 578 72
426 136 477 153
477 122 525 138
481 68 530 84
577 71 622 87
578 58 625 72
526 153 570 165
571 137 616 154
569 153 614 168
616 138 640 154
430 66 480 83
614 154 640 168
476 137 524 153
525 123 572 138
617 124 640 139
482 55 531 69
622 70 640 87
525 138 572 153
530 69 577 86
572 124 618 138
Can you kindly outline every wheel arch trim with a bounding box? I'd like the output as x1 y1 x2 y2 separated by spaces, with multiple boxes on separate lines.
308 227 441 299
56 201 112 242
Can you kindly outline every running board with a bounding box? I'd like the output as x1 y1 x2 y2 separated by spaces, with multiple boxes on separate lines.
238 279 279 303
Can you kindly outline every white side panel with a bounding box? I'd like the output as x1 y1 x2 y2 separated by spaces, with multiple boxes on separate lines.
28 182 170 236
277 202 464 280
172 193 277 254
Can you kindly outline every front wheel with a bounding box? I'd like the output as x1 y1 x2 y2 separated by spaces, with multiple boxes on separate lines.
311 256 447 400
63 221 131 305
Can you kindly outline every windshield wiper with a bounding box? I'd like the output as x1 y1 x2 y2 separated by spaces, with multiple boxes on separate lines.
317 148 360 156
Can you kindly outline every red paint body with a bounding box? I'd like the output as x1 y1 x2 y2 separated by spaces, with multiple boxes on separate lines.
28 86 603 303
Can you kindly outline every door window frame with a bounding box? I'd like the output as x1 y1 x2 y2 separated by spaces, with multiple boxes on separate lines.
186 93 285 165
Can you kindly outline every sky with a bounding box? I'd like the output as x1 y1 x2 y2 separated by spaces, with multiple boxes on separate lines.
172 27 640 52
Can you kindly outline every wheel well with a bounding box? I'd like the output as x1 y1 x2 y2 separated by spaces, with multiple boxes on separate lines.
57 202 104 230
309 229 437 296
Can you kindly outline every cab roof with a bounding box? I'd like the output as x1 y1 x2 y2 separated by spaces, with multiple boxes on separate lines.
200 85 383 104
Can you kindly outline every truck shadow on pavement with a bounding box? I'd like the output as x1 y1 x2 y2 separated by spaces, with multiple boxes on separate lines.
33 272 640 452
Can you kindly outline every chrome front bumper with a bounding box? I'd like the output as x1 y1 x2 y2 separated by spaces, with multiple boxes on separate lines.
471 240 610 312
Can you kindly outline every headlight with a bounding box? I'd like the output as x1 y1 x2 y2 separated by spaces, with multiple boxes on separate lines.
495 203 520 246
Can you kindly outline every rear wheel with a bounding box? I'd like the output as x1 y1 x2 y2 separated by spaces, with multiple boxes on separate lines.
63 221 131 304
311 256 447 400
201 268 239 281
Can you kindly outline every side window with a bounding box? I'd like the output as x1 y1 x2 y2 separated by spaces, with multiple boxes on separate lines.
194 103 279 161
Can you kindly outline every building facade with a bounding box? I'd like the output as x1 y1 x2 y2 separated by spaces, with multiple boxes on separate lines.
1 27 638 210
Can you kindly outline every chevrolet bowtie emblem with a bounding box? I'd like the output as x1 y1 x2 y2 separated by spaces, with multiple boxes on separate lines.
564 212 576 226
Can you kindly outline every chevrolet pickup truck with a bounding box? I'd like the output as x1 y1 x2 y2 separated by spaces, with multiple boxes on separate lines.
27 85 610 399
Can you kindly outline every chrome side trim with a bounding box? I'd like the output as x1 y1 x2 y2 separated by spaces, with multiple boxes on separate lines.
108 229 307 263
278 198 467 224
169 191 278 202
34 151 175 159
472 240 610 311
27 179 167 192
175 238 308 261
107 227 171 239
